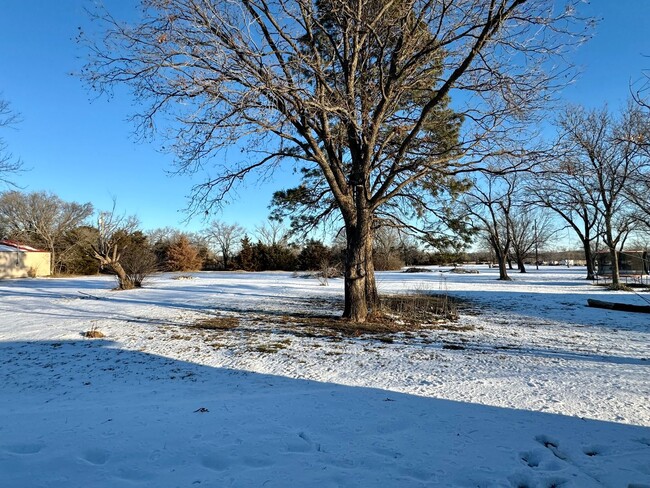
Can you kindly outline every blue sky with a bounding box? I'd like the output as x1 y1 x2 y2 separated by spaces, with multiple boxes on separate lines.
0 1 648 234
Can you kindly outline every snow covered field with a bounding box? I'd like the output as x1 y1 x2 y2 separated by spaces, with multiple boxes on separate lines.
0 266 648 487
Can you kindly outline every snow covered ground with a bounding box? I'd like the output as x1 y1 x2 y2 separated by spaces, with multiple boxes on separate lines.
0 266 648 487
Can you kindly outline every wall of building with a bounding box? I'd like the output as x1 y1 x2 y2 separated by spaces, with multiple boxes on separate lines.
0 251 51 278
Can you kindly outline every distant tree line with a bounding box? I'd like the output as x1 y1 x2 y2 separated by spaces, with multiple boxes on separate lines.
0 190 469 287
1 101 648 289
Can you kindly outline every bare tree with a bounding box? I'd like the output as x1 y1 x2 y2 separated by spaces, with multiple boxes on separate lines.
373 226 405 271
462 173 516 280
556 104 643 287
82 0 589 321
0 190 93 274
254 219 289 247
527 157 602 280
0 97 22 184
204 220 245 269
91 204 143 289
508 206 555 273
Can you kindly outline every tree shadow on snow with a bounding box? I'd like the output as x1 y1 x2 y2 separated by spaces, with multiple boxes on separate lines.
0 339 648 488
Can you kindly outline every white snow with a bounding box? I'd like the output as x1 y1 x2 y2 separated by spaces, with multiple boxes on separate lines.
0 266 648 487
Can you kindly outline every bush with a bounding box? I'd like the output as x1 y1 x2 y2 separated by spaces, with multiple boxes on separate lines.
121 245 158 287
298 240 331 270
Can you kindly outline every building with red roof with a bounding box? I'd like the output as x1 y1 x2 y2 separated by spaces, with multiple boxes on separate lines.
0 240 51 278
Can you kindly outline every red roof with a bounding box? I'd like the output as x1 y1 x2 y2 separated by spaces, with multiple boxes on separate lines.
0 240 48 252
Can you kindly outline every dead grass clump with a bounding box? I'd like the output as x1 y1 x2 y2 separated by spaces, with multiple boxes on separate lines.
193 316 239 330
380 293 459 322
253 339 291 354
403 267 432 273
84 326 105 338
281 314 415 336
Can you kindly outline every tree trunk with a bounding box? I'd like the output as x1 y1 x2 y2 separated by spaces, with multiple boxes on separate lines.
364 230 379 315
92 244 134 290
583 241 595 280
342 212 377 323
516 255 527 273
110 261 135 290
49 245 56 276
609 247 620 286
603 214 620 286
497 253 511 280
489 237 511 280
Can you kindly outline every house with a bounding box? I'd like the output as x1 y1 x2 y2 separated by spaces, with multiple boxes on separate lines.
0 240 51 279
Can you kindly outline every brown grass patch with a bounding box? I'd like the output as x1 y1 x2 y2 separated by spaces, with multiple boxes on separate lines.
193 316 239 330
253 339 291 353
84 328 105 338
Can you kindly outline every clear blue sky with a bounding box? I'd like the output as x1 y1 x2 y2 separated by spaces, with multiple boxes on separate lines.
0 1 648 234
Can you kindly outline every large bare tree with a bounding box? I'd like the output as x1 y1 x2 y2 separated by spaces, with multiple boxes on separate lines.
82 0 588 321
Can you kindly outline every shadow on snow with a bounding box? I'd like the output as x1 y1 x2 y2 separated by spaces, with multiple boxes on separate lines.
0 339 648 488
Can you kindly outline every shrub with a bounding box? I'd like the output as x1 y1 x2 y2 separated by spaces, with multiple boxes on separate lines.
298 240 331 271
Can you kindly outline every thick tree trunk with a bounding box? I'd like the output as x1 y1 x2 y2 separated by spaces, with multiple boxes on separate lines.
497 254 511 280
109 262 135 290
342 211 377 323
92 244 135 290
516 255 527 273
364 231 379 315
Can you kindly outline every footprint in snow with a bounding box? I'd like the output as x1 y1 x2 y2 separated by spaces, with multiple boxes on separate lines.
535 435 569 462
581 444 610 458
520 449 564 472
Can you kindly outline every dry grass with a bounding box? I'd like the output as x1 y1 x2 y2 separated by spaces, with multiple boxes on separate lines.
195 293 468 342
84 326 105 338
279 314 416 336
193 316 239 330
253 339 291 354
379 293 459 322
